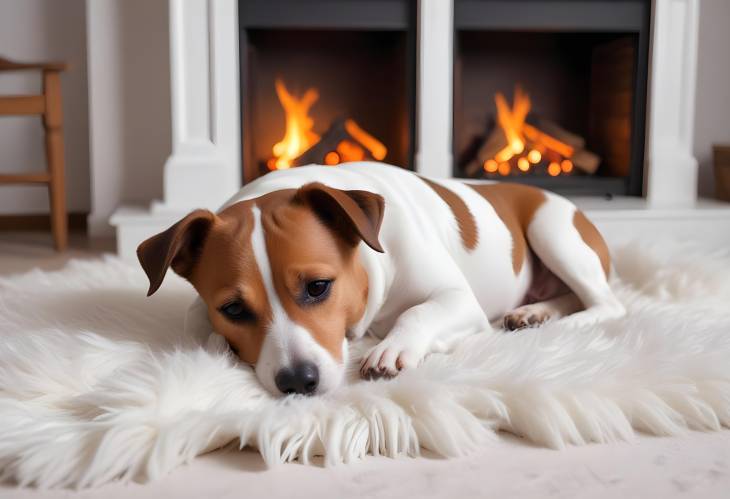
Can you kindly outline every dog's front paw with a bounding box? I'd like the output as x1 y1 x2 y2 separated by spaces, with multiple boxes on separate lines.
359 337 423 380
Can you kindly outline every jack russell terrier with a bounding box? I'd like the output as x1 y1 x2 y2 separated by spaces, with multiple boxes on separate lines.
137 162 624 397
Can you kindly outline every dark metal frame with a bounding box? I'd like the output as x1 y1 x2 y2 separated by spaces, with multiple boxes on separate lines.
238 0 417 182
453 0 651 196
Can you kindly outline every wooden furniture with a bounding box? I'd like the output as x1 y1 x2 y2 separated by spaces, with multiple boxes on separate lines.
0 56 68 250
714 145 730 202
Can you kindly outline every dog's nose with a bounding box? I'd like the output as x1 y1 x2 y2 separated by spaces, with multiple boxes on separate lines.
274 362 319 395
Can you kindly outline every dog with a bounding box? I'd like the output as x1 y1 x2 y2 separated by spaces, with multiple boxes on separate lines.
137 162 625 396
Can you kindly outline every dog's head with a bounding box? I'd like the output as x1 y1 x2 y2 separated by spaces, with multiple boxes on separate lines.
137 183 384 396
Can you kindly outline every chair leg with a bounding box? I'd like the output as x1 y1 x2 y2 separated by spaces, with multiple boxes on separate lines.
47 134 67 251
43 70 67 251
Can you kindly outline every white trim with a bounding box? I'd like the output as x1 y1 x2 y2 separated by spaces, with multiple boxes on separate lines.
155 0 241 212
645 0 700 207
414 0 453 178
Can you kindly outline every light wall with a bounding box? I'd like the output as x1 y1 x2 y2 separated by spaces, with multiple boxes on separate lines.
693 0 730 197
86 0 170 236
0 0 89 215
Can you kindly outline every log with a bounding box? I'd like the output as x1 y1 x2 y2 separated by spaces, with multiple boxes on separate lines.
571 148 601 174
292 118 373 167
465 123 508 176
526 115 586 150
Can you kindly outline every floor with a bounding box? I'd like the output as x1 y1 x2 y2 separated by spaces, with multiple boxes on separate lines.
1 232 730 498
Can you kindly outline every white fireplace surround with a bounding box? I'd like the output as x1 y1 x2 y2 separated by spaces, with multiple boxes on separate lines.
111 0 730 259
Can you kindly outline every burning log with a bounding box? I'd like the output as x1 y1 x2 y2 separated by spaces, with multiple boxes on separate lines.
571 148 601 174
292 118 386 167
465 120 509 177
526 115 586 150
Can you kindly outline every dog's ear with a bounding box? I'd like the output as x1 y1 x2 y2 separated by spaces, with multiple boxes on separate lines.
296 182 385 253
136 209 217 296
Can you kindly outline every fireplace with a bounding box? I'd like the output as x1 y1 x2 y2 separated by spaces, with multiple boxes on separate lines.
239 0 416 182
454 0 651 196
111 0 709 260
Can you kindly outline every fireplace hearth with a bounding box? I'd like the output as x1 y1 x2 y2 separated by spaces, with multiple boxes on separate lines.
239 0 416 182
454 0 651 196
110 0 712 261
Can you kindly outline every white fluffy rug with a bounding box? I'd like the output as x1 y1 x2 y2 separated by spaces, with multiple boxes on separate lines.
1 242 730 489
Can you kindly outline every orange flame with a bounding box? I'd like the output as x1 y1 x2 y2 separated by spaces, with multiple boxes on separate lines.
494 85 530 163
271 79 388 168
486 85 577 178
271 79 320 169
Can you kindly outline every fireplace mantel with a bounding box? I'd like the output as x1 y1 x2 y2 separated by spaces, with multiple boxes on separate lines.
111 0 730 259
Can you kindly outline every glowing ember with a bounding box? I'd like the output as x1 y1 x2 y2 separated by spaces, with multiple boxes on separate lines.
547 162 561 176
324 151 340 165
484 159 498 173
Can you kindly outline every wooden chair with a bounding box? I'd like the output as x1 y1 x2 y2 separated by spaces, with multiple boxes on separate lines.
0 56 68 250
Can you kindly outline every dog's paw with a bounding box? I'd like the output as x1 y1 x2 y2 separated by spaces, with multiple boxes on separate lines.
503 306 551 331
359 337 423 380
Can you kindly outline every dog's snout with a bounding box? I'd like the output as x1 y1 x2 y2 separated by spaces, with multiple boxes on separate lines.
274 362 319 395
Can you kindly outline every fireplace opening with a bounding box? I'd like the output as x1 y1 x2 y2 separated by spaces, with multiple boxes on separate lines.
239 1 415 182
454 0 650 196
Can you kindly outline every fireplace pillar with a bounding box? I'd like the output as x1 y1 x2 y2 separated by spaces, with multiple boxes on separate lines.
645 0 700 207
414 0 453 178
153 0 241 213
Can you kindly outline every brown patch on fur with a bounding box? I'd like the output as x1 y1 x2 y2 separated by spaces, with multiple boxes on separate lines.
295 182 385 253
418 177 478 251
573 210 611 277
469 183 547 274
259 194 370 361
188 201 272 365
137 209 217 296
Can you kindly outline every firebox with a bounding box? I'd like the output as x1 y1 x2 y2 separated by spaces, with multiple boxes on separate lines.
454 0 651 196
238 0 416 182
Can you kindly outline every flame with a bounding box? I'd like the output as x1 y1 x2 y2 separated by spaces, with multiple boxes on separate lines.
485 85 576 178
270 79 388 168
494 86 530 163
271 79 320 169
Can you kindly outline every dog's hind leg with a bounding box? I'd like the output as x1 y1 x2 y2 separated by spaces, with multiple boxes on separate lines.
503 293 583 330
524 194 625 327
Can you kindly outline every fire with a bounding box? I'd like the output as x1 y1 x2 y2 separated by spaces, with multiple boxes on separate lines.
271 79 320 170
270 79 387 169
486 85 576 177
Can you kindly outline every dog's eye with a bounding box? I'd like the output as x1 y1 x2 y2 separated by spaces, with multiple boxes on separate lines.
306 280 331 298
219 300 255 323
300 279 333 305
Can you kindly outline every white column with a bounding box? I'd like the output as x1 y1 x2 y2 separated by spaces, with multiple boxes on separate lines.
645 0 700 207
415 0 453 178
154 0 241 212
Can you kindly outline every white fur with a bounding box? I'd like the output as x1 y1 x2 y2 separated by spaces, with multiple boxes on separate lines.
217 163 614 384
1 242 730 488
250 206 343 395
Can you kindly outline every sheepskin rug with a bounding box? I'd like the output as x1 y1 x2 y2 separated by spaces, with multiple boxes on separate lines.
1 242 730 488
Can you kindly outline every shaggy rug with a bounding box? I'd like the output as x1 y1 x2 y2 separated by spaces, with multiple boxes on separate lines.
1 242 730 488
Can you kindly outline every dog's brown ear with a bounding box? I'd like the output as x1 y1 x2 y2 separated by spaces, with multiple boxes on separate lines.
296 182 385 253
136 209 217 296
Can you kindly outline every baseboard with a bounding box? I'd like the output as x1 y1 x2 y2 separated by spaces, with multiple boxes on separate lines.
0 213 88 232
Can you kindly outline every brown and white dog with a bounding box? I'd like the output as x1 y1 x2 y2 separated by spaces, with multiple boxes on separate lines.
137 162 624 397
